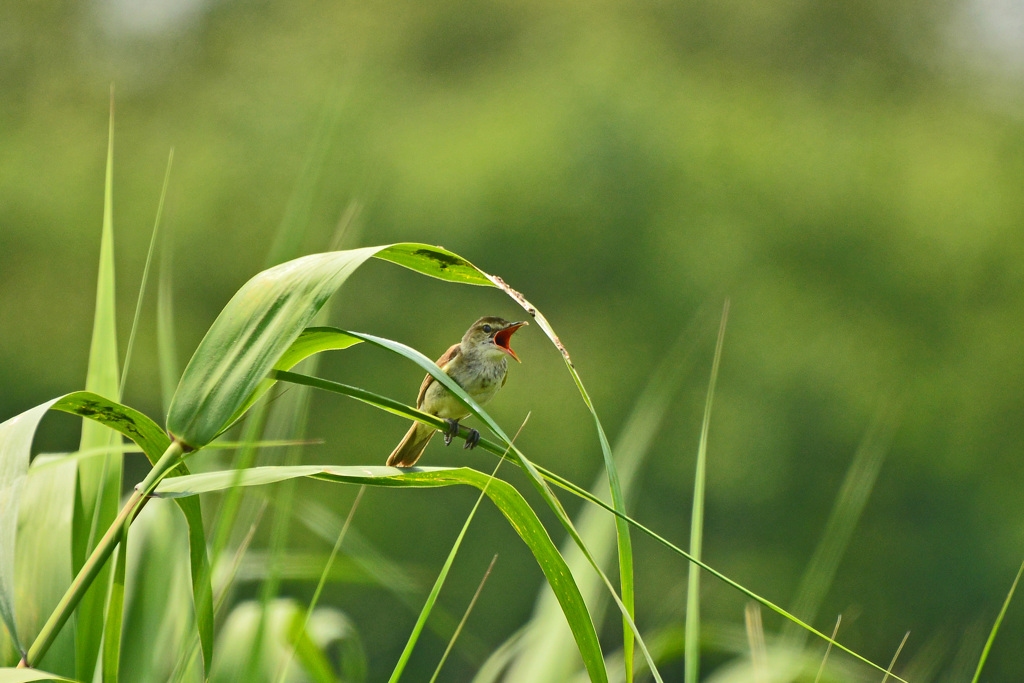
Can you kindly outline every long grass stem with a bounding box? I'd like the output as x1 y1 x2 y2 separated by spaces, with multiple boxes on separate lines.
20 439 187 668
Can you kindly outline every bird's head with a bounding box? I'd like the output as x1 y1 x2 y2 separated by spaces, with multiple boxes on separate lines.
462 316 528 362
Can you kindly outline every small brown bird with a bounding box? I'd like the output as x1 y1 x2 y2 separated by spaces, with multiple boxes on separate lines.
386 316 527 467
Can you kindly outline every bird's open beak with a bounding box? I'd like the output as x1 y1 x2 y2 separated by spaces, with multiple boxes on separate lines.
493 321 527 362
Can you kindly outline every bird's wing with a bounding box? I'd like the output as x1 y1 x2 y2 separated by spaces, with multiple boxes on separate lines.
416 342 461 407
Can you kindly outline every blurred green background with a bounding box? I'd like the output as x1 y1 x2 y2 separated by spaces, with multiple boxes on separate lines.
4 0 1024 679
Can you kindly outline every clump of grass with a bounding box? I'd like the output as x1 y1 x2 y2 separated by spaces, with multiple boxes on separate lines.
11 107 1019 683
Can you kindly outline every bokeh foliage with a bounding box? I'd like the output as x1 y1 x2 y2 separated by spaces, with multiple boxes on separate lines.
3 0 1024 679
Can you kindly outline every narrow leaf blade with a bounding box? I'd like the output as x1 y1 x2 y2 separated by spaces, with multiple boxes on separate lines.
73 99 123 682
156 465 607 681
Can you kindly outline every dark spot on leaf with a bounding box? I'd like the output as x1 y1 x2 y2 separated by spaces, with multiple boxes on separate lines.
413 248 466 271
74 399 144 440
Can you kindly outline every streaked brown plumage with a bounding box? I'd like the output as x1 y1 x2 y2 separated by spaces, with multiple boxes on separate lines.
386 316 527 467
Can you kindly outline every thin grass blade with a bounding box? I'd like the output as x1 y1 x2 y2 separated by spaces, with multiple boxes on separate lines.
744 603 767 683
100 528 127 683
73 93 123 682
120 149 173 398
273 487 365 683
500 314 704 682
970 558 1024 683
430 555 498 683
783 417 890 645
685 301 729 683
157 230 180 415
388 462 499 683
485 274 638 681
813 615 842 683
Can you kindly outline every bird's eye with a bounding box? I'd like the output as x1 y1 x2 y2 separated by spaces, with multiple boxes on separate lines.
482 324 492 333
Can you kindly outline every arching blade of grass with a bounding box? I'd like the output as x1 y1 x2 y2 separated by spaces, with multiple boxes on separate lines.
155 464 609 682
499 313 706 683
485 275 638 682
287 332 659 681
970 558 1024 683
164 245 636 675
267 371 908 682
685 301 729 683
73 93 122 683
166 244 487 449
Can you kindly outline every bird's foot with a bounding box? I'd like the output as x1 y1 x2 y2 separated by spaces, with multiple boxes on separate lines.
443 418 460 446
463 429 480 450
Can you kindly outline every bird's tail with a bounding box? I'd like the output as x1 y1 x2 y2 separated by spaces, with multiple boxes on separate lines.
386 421 435 467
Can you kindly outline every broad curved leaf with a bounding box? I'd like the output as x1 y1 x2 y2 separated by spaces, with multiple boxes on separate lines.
155 465 608 683
166 244 480 449
0 399 62 651
222 328 362 432
161 244 638 678
289 332 660 679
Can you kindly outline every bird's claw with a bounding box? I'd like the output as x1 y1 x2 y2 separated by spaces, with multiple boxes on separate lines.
443 419 460 446
463 429 480 450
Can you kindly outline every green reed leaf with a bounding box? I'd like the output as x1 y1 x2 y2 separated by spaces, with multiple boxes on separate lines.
166 244 481 449
155 464 607 682
0 400 61 653
73 96 122 682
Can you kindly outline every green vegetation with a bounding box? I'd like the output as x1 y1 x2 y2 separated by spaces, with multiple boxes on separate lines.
4 1 1024 680
2 189 919 680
